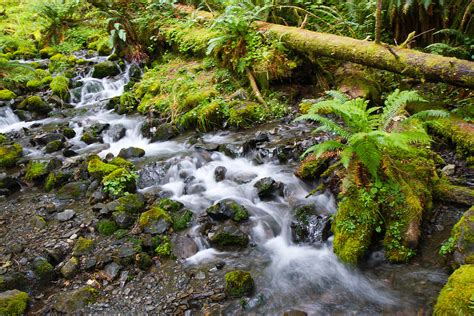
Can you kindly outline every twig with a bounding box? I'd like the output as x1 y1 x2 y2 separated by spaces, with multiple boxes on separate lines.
246 68 266 105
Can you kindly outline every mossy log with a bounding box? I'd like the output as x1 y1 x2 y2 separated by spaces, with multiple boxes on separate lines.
176 5 474 88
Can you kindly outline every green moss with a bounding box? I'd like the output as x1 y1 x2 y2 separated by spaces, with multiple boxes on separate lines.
295 154 329 180
210 229 249 249
73 237 95 256
50 76 70 101
45 140 64 153
162 20 220 55
139 207 172 228
225 270 254 298
428 118 474 157
0 290 28 315
116 92 137 114
33 258 54 281
87 158 119 180
441 206 474 266
434 264 474 315
172 209 193 231
102 168 138 197
109 157 134 169
97 219 118 236
116 193 145 214
434 180 474 206
24 160 48 182
228 101 266 128
156 198 183 213
0 134 7 144
0 143 22 168
0 89 17 101
135 252 152 270
39 47 57 58
229 203 249 222
92 61 119 79
154 236 172 257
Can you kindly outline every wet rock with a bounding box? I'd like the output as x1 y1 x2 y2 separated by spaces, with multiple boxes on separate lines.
63 148 78 157
32 132 65 146
31 215 47 229
103 262 121 281
441 164 456 177
81 131 102 145
57 181 89 200
62 127 76 139
33 256 56 282
139 207 171 234
218 144 240 158
108 124 127 142
118 147 145 159
229 171 257 184
184 182 206 195
60 257 79 279
92 61 120 78
254 177 284 199
0 174 21 195
53 286 98 313
171 235 198 259
112 211 135 228
45 140 65 153
137 162 167 188
0 290 29 315
291 205 331 244
206 200 249 222
56 209 75 222
225 270 254 298
243 132 269 153
214 166 227 182
209 222 249 250
144 123 178 142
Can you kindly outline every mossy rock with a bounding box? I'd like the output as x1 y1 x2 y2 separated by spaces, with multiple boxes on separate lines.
116 193 145 214
0 143 22 168
80 131 102 145
155 199 192 231
135 252 153 270
33 257 55 282
101 168 137 197
155 236 172 257
96 219 118 236
228 101 266 128
24 160 48 182
295 154 330 180
50 76 70 101
109 157 134 169
433 264 474 315
209 223 249 250
206 200 249 222
156 198 184 214
442 206 474 267
44 171 70 191
225 270 254 298
53 286 98 314
45 140 64 153
0 89 17 101
139 207 172 235
87 158 119 180
39 47 57 58
73 237 95 256
116 92 137 114
18 96 51 114
92 61 120 79
0 289 29 315
434 181 474 207
57 181 89 200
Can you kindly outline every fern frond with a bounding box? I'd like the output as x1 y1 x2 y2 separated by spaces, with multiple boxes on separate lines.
325 90 349 103
349 133 382 179
295 113 351 138
409 110 449 121
301 140 345 158
380 89 426 131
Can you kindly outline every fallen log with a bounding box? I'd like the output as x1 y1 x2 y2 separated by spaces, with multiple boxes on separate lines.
176 5 474 88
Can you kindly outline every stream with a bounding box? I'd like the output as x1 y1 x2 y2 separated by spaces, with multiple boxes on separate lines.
0 55 451 314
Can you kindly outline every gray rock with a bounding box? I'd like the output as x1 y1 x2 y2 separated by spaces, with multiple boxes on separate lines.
112 211 134 228
254 177 284 199
53 286 98 313
103 262 121 281
172 235 197 259
441 164 456 176
118 147 145 159
60 257 79 279
56 209 75 222
214 166 227 182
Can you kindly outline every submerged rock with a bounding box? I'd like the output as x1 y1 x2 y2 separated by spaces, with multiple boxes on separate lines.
291 205 331 244
214 166 227 182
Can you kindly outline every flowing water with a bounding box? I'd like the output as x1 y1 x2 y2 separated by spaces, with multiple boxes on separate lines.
0 56 449 314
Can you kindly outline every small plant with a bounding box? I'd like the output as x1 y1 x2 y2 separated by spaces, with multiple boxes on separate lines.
439 236 456 256
102 169 138 197
155 236 172 257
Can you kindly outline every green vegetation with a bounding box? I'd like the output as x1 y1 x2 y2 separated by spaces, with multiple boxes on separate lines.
0 290 29 315
225 270 254 298
102 168 138 197
25 161 49 182
0 144 23 168
50 75 70 100
88 157 119 180
73 237 95 256
434 264 474 315
97 219 118 236
154 236 172 257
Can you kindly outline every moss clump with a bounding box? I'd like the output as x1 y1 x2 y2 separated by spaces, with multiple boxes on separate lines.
45 140 64 153
62 127 76 139
228 101 266 128
116 92 137 114
156 198 183 214
0 89 17 101
50 76 70 101
210 226 249 249
295 154 330 180
87 157 119 180
44 171 70 191
73 237 95 256
39 46 57 58
24 160 48 182
0 143 22 168
434 264 474 315
109 157 134 169
154 236 172 257
428 118 474 157
96 219 118 236
0 289 29 315
116 193 145 214
139 207 172 228
0 134 7 144
225 270 254 298
92 61 120 79
135 252 153 270
33 258 55 281
440 206 474 266
172 210 193 231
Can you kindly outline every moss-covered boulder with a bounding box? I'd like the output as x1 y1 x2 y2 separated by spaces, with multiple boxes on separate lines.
155 198 192 231
53 286 98 314
24 160 48 182
39 46 57 58
87 157 119 180
33 257 55 282
0 89 16 101
209 223 249 250
116 193 145 214
50 76 70 101
116 92 137 114
228 101 265 128
225 270 254 298
109 157 134 169
0 289 29 315
434 264 474 315
0 143 22 168
44 140 64 153
96 219 118 236
92 61 120 79
139 207 172 234
295 154 330 180
57 181 89 200
72 237 95 256
206 200 249 222
441 206 474 266
18 96 52 114
434 181 474 206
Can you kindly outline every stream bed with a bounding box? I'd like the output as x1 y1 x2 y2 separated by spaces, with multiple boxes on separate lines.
0 54 457 315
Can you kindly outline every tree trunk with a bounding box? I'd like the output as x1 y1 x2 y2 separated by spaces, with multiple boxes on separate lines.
177 5 474 88
254 21 474 88
375 0 383 44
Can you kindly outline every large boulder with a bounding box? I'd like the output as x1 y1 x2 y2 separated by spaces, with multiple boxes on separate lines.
92 61 120 79
209 222 249 250
0 143 22 168
138 207 172 234
442 206 474 267
53 286 98 314
434 264 474 315
206 199 249 222
224 270 254 298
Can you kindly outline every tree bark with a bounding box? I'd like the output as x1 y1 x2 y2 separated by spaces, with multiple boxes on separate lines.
375 0 383 44
176 5 474 88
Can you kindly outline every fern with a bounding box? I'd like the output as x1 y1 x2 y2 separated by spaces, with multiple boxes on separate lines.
380 89 426 131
